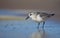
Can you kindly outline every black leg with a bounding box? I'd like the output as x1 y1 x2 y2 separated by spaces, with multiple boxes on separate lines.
37 23 40 31
42 22 45 29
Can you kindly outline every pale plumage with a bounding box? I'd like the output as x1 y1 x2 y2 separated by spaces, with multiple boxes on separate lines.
25 11 55 31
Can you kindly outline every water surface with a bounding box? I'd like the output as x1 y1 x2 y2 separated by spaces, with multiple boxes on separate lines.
0 20 60 38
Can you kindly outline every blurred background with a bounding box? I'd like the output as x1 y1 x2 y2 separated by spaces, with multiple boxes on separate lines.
0 0 60 38
0 0 60 20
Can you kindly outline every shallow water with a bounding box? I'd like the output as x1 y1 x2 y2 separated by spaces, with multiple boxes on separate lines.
0 20 60 38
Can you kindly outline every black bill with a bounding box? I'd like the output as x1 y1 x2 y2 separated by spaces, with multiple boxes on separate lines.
25 16 29 20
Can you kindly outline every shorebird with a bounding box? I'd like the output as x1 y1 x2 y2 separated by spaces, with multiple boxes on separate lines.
25 11 55 30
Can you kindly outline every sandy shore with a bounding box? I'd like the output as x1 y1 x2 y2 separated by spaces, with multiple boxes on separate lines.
0 15 25 20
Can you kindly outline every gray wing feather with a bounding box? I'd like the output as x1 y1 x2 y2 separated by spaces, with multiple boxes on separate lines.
37 12 49 17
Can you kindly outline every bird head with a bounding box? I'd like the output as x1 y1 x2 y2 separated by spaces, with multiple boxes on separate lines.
25 12 36 20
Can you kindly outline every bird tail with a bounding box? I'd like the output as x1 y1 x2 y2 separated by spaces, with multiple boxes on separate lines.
50 14 55 16
48 14 55 17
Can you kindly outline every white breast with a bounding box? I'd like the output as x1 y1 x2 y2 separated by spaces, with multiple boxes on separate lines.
30 15 43 22
36 15 43 22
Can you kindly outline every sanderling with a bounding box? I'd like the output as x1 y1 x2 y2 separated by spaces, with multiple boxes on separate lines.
25 11 55 31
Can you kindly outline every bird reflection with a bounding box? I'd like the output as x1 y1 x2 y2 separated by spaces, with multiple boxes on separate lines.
38 28 45 38
42 28 45 38
31 28 46 38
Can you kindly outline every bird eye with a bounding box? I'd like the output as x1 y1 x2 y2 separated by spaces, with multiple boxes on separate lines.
30 14 32 16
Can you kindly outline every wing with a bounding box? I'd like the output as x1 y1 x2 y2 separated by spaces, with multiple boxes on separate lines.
40 13 49 17
37 12 51 20
37 12 49 17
